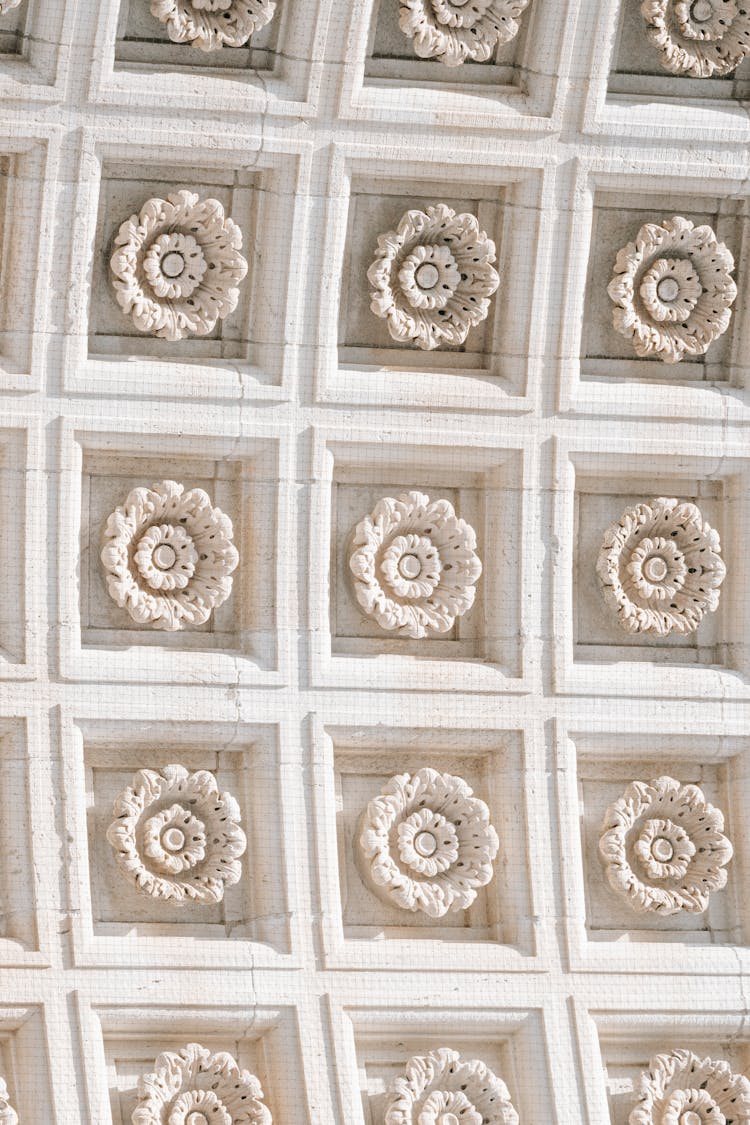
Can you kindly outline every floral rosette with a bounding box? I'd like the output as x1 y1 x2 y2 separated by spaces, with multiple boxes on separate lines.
367 204 499 350
599 776 732 915
132 1043 272 1124
107 764 246 903
150 0 276 51
357 768 499 917
384 1048 519 1125
629 1049 750 1124
596 497 725 636
398 0 532 66
607 215 736 363
349 491 482 639
110 190 247 341
641 0 750 77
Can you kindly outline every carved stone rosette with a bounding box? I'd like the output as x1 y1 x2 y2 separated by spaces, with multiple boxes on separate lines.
150 0 275 51
607 215 736 364
107 764 247 903
384 1048 519 1125
100 479 239 632
367 204 499 350
398 0 532 66
596 497 725 637
110 190 248 341
132 1043 272 1124
357 768 499 917
629 1049 750 1125
641 0 750 77
599 776 732 916
349 491 482 639
0 1079 17 1125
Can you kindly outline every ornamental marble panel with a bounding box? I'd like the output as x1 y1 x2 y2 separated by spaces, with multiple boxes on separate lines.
574 477 724 663
336 174 538 399
92 1005 305 1125
115 0 281 73
90 162 256 362
0 1008 55 1122
364 0 529 87
331 731 530 948
609 0 750 101
591 1014 750 1125
345 1007 551 1125
78 443 276 664
326 444 522 676
579 755 736 943
83 729 289 950
581 189 747 385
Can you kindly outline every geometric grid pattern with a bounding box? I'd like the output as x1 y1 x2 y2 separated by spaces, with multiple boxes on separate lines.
0 0 749 1120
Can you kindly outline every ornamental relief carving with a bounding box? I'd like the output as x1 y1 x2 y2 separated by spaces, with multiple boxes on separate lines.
596 497 725 637
630 1050 750 1124
0 0 22 12
150 0 276 51
132 1043 272 1124
0 1080 17 1125
107 764 247 903
367 204 499 351
349 491 482 639
356 767 499 917
641 0 750 77
100 479 239 632
599 776 732 916
398 0 533 67
110 190 248 341
385 1048 519 1125
607 216 736 364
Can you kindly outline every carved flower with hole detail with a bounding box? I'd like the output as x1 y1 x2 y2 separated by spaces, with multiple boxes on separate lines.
0 1079 17 1125
107 764 246 903
384 1048 519 1125
398 0 532 65
599 776 733 915
132 1043 272 1125
607 216 736 363
367 204 499 350
349 491 482 639
101 479 239 632
150 0 276 52
641 0 750 77
357 768 499 917
596 497 725 636
110 190 247 341
629 1049 750 1125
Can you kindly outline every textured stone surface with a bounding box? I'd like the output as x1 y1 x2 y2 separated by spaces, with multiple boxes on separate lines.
1 0 750 1122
